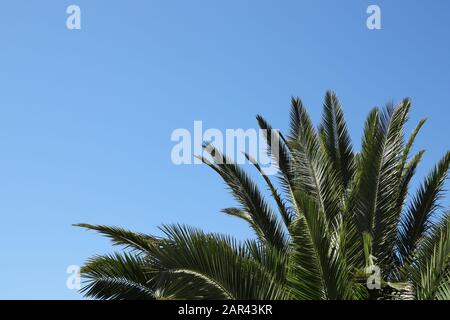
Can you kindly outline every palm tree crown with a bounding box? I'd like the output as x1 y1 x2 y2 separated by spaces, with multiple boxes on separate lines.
76 91 450 300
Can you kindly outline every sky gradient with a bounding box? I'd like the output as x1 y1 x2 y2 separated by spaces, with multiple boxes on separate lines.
0 0 449 299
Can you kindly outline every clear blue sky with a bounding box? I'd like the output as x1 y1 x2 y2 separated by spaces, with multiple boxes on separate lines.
0 0 449 299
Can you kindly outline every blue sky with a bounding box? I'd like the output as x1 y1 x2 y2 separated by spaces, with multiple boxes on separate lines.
0 0 449 299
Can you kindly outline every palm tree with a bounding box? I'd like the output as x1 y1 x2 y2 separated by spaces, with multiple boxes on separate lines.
75 91 450 300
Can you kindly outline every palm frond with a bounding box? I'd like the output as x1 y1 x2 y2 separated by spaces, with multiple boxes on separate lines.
398 151 450 264
411 215 450 300
319 91 355 189
288 99 341 226
74 223 159 253
199 145 288 252
80 253 156 300
348 108 385 266
244 152 293 229
152 224 287 300
256 114 294 195
372 100 410 271
288 191 354 300
399 118 427 173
